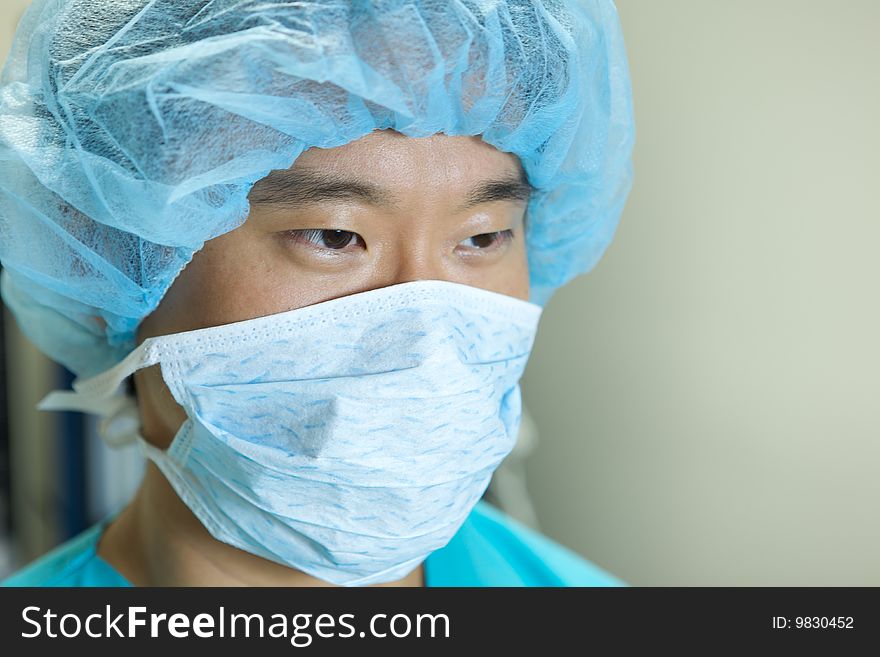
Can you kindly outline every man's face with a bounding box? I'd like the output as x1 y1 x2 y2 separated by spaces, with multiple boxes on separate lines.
135 129 532 444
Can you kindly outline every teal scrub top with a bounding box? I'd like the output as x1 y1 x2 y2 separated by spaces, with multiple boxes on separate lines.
1 500 625 587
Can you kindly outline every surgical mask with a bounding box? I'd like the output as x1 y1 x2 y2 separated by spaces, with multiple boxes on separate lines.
38 279 543 586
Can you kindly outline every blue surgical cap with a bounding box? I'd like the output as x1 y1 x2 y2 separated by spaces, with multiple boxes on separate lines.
0 0 635 378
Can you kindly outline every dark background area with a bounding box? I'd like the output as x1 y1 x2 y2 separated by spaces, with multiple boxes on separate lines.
0 268 10 538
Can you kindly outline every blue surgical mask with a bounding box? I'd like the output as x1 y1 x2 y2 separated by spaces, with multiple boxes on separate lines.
38 279 543 586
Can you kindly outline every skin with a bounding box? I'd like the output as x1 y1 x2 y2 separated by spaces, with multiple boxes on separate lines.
96 128 531 587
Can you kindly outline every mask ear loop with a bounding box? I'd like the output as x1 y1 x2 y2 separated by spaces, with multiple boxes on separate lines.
36 340 158 447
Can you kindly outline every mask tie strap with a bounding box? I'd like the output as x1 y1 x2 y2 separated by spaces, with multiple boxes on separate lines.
36 341 159 448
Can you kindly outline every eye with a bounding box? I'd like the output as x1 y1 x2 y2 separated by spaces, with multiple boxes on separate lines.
459 229 515 251
284 229 364 252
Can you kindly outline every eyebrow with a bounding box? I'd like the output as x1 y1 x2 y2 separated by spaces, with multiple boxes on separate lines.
459 174 534 212
247 167 534 213
248 168 394 209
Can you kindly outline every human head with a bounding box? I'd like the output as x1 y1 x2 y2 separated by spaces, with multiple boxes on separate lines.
0 0 634 380
134 127 533 447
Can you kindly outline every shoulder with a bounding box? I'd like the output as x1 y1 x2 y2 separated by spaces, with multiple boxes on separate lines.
425 500 627 587
1 519 130 587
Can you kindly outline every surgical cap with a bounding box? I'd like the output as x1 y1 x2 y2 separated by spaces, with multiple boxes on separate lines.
0 0 635 378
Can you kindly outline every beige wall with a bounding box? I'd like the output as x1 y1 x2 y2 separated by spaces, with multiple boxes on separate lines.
522 0 880 585
2 1 878 584
0 1 30 53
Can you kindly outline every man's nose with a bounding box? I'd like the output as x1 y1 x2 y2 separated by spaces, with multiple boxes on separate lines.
380 244 453 288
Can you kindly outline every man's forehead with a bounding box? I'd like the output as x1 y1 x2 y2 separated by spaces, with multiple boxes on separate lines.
248 146 533 213
297 129 524 175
